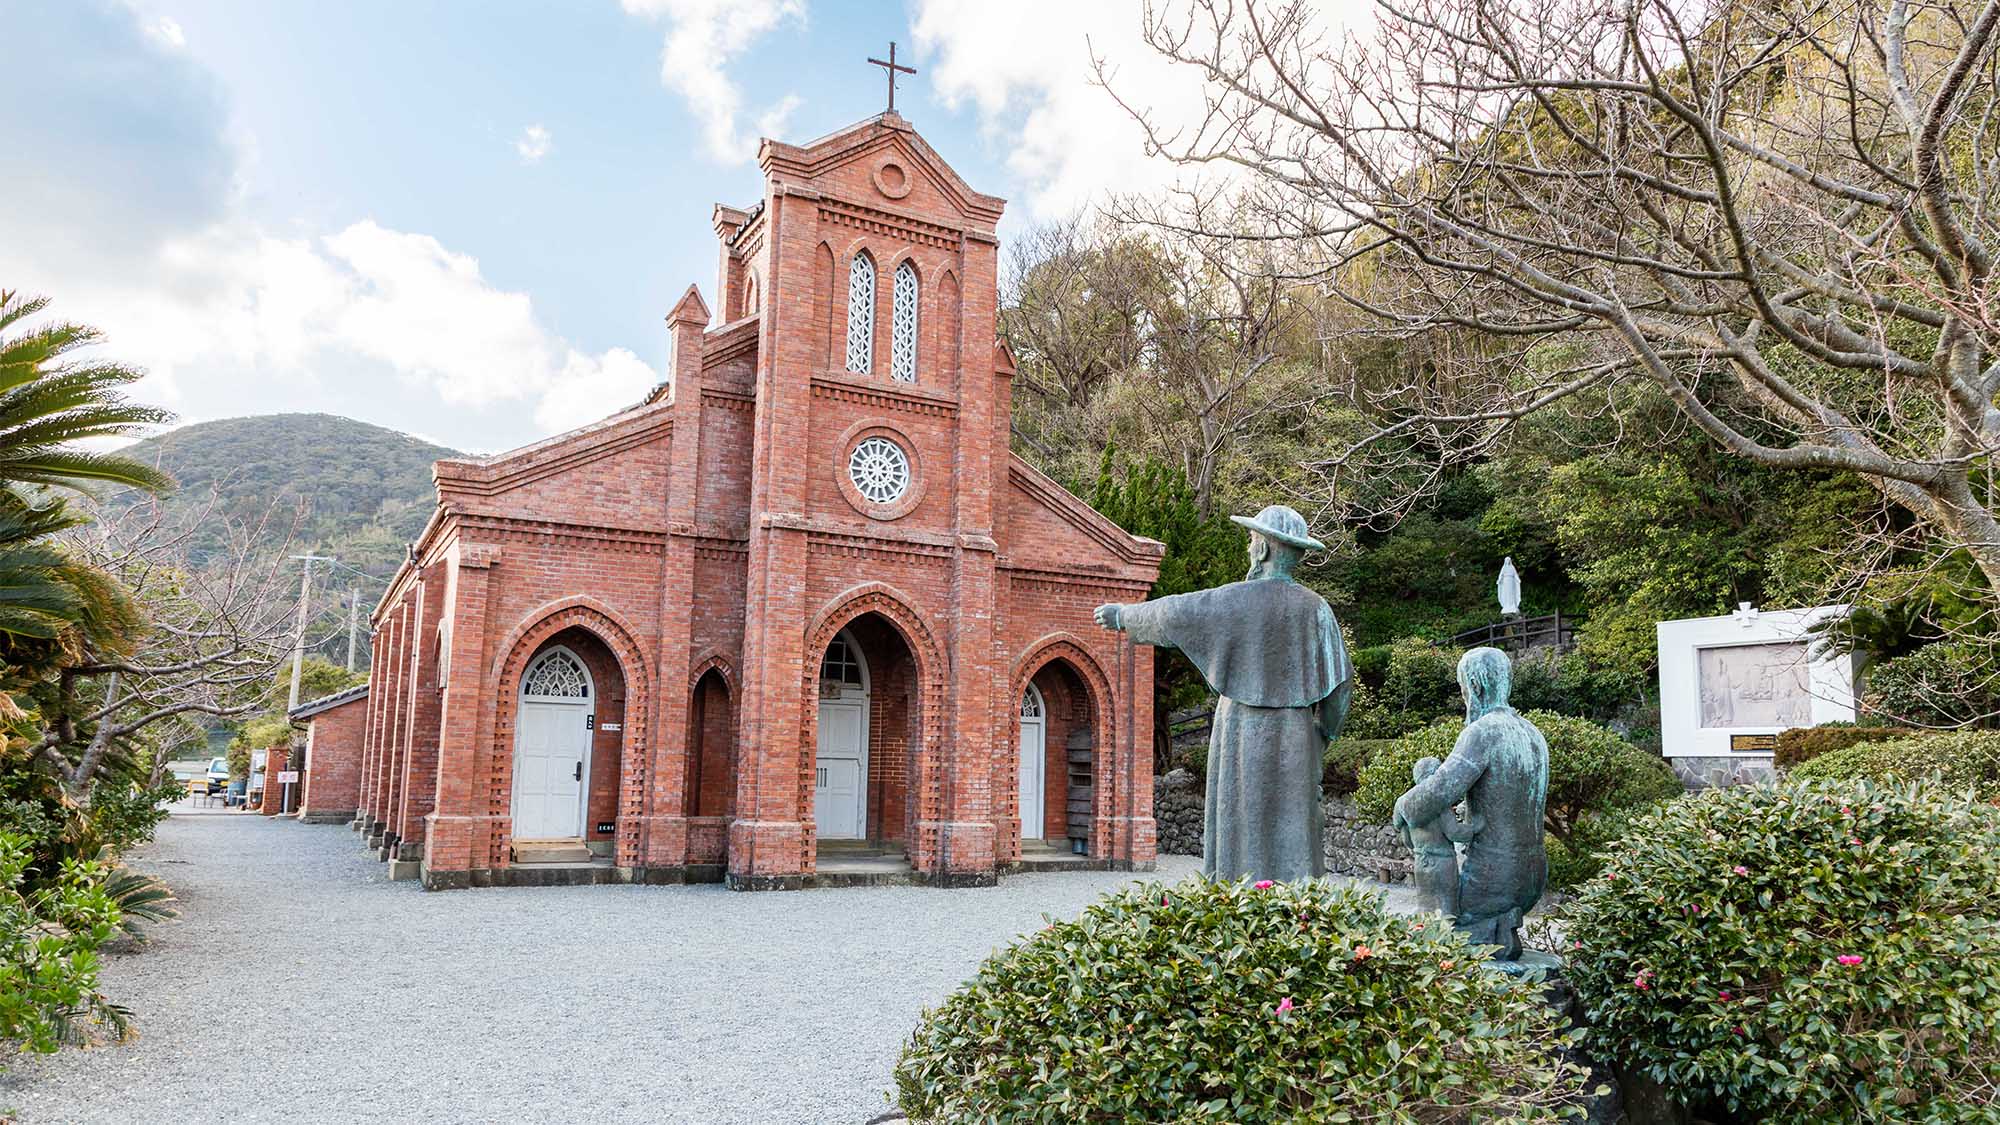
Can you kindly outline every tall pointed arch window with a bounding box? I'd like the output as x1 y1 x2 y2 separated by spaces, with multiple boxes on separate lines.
845 253 876 374
891 261 919 382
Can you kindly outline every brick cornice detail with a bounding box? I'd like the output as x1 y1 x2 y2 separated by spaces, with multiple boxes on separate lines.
819 200 960 250
454 515 667 553
436 407 673 498
809 373 956 418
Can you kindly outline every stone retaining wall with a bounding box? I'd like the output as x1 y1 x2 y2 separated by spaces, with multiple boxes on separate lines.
1152 770 1415 883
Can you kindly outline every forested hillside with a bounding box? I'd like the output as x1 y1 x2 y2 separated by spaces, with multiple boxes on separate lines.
111 413 457 577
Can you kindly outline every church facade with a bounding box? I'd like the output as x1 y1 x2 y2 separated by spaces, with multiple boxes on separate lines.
346 113 1164 890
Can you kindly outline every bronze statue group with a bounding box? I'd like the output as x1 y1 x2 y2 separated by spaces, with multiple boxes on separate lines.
1098 504 1550 963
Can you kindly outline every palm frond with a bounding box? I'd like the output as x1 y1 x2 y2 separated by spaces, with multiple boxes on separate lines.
100 865 179 940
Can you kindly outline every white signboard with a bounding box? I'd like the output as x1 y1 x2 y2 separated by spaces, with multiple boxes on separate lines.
1657 603 1857 763
276 770 300 784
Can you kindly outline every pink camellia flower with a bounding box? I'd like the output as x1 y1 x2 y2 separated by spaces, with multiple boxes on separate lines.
1732 865 1750 876
1253 880 1275 889
1275 997 1294 1017
1851 838 1864 847
1633 975 1651 991
1353 944 1376 961
1733 1025 1746 1037
1837 954 1864 967
1162 894 1170 907
1718 991 1733 1001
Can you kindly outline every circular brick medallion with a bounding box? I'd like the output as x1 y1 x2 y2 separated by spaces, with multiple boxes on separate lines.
872 160 912 200
836 423 926 520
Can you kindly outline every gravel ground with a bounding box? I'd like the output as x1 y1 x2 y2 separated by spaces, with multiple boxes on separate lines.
2 805 1416 1124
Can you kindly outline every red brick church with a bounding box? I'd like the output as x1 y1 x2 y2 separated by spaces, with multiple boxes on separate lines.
330 111 1165 890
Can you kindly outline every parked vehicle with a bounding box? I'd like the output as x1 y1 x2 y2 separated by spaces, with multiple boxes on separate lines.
206 756 229 795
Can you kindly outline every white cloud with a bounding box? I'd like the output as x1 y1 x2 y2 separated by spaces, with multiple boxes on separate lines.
1 1 655 452
514 123 553 163
912 0 1372 218
536 347 659 432
12 218 652 442
145 16 186 49
620 0 805 164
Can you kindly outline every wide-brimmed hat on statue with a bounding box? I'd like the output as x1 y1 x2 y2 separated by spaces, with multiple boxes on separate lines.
1230 504 1325 552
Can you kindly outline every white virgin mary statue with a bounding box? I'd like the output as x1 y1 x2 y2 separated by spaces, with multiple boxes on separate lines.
1497 557 1522 616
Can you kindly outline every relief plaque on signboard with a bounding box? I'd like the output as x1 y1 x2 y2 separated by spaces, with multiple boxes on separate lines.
1698 642 1813 729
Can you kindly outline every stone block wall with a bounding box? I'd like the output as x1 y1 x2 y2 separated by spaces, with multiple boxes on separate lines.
1153 771 1415 883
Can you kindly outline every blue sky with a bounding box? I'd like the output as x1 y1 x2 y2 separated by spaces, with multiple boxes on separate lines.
3 1 1249 453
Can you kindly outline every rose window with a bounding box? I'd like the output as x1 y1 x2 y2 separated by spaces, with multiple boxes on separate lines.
847 437 911 505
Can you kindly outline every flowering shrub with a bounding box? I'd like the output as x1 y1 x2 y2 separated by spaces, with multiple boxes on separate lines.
1566 778 2000 1121
894 879 1591 1123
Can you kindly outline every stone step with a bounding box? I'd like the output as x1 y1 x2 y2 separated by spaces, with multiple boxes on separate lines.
512 840 593 865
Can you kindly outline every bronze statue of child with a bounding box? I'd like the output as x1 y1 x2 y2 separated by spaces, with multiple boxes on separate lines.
1403 756 1483 918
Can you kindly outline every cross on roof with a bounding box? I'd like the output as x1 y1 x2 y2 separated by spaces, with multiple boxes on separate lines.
867 41 916 114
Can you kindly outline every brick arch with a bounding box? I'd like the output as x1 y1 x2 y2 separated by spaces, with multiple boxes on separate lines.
1006 633 1118 861
489 598 652 867
687 648 737 694
799 582 947 864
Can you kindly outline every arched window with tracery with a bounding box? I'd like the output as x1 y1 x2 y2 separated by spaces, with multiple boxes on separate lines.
845 253 876 374
522 648 590 700
891 260 919 382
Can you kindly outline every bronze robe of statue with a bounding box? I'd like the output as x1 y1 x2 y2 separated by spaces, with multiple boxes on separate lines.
1119 577 1351 882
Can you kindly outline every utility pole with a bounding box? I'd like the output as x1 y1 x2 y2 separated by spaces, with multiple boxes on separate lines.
287 554 336 710
345 586 361 671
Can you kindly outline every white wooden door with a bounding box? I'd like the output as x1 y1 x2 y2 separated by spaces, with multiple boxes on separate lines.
514 700 589 839
1018 684 1046 841
815 700 866 839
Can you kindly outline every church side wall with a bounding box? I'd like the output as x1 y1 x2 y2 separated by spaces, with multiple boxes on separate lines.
997 572 1158 869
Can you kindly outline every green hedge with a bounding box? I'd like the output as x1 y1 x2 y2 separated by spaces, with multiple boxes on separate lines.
1567 778 2000 1120
1322 739 1394 798
1773 724 1915 769
895 878 1589 1122
1791 729 2000 801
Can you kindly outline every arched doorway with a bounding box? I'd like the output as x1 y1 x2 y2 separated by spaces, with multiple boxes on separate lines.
814 629 870 839
1017 656 1102 857
1017 683 1047 841
809 611 923 853
513 645 594 841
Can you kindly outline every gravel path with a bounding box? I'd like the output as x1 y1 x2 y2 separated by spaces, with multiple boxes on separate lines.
1 808 1240 1123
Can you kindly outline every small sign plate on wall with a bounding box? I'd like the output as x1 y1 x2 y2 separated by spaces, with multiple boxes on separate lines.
600 722 620 732
595 822 615 834
276 771 300 784
1729 733 1779 753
